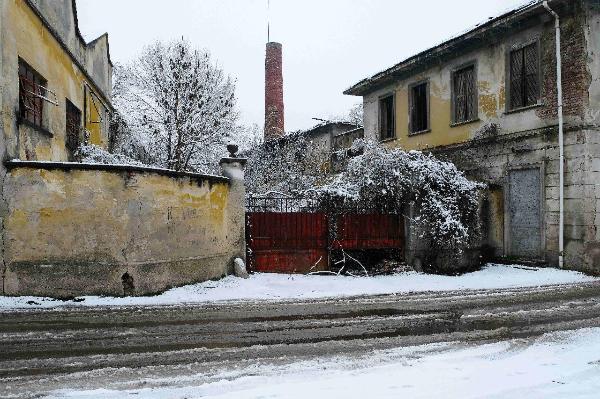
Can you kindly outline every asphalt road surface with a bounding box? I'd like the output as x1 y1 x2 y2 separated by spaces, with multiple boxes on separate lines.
1 281 600 397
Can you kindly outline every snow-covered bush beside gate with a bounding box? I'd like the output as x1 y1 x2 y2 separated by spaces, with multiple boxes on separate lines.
247 139 485 271
313 140 484 253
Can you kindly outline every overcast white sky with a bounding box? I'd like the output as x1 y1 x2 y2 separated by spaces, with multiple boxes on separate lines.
76 0 529 132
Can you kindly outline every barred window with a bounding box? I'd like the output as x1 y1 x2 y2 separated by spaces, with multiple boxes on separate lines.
379 94 395 141
410 82 429 134
18 60 46 127
66 99 81 159
452 65 477 123
509 43 539 110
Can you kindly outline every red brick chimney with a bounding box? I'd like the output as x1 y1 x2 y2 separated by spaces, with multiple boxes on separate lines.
264 42 284 141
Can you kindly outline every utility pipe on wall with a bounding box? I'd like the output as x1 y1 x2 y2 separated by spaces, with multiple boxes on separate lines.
543 1 564 268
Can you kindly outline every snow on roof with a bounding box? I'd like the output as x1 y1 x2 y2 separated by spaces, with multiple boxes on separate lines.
299 120 361 138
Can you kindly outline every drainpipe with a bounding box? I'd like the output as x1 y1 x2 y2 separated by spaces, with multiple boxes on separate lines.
543 1 564 268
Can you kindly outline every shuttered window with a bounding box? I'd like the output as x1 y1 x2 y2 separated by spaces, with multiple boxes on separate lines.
509 43 539 110
410 82 429 134
379 95 395 140
453 65 477 123
66 99 82 159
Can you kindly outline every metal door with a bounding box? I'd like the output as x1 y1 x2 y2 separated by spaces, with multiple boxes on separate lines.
246 212 329 273
335 214 404 250
508 168 542 258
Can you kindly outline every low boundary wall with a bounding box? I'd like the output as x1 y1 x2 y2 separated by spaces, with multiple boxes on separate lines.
1 158 246 297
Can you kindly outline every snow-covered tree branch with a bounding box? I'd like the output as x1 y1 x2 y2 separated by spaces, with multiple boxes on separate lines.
110 39 238 173
245 132 330 196
313 140 484 252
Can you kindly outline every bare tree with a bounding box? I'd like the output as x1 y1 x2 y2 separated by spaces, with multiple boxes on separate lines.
346 102 363 127
115 39 238 172
325 102 363 127
245 131 330 196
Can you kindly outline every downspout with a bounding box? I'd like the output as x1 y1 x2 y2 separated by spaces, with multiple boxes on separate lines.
543 1 564 268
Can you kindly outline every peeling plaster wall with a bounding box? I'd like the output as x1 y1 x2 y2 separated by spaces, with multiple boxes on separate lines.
0 1 4 161
85 34 112 98
1 164 245 297
1 0 112 163
26 0 112 96
584 1 600 273
0 2 9 293
586 1 600 118
431 128 598 272
362 19 584 150
304 123 359 173
361 1 600 273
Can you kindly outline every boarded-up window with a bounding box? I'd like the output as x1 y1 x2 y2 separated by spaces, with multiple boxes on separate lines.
66 99 81 160
18 60 46 128
453 65 477 123
379 95 395 140
509 43 539 110
410 82 429 134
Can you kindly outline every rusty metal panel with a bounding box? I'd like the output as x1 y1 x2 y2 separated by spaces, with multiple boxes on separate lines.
508 168 541 258
246 212 328 273
335 214 404 250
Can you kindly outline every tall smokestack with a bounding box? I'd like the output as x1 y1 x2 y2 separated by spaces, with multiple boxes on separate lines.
265 42 284 141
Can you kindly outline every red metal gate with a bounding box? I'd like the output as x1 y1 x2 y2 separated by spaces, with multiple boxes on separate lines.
246 196 404 273
334 214 404 250
246 212 329 273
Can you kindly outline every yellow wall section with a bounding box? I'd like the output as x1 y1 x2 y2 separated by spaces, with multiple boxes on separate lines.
85 90 103 145
363 37 554 153
6 0 109 160
5 168 232 265
390 81 482 151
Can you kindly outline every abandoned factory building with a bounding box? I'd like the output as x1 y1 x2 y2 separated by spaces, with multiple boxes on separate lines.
299 121 364 173
346 0 600 274
0 0 247 297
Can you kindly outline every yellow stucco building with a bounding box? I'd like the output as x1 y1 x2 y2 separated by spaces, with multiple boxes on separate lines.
345 0 600 274
0 0 113 162
0 1 248 298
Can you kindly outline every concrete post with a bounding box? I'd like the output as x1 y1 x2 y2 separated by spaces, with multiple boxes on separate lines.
220 145 247 270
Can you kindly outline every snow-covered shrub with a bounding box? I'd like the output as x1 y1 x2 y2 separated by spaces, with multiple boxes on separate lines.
312 140 484 255
75 144 146 167
245 131 330 196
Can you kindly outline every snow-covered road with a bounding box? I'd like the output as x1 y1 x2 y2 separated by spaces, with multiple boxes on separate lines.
2 279 600 398
2 265 599 398
0 264 596 309
34 328 600 398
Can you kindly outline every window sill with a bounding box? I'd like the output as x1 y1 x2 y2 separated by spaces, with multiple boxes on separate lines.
504 103 542 115
450 118 480 128
18 118 54 138
408 128 431 136
379 137 397 143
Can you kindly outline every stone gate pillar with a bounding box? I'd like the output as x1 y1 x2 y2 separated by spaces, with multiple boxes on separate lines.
220 145 247 271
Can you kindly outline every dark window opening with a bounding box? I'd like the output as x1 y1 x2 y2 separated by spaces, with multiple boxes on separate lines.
410 82 429 134
66 99 82 160
379 95 395 140
18 60 47 128
453 65 477 123
509 43 539 110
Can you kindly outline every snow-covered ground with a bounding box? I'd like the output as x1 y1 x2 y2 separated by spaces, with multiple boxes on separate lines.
44 327 600 399
0 264 596 310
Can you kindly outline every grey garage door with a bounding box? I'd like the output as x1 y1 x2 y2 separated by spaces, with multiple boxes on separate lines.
508 168 542 259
